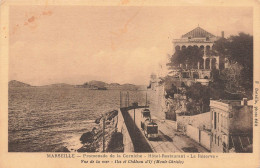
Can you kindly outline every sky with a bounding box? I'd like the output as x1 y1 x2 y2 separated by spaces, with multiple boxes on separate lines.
9 6 253 86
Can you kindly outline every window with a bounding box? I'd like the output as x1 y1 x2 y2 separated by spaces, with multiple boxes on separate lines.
225 117 228 128
214 112 217 129
223 116 226 129
221 114 223 127
143 112 150 118
218 113 220 131
147 125 158 134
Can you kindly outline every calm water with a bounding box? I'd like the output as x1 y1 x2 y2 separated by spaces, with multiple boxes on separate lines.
8 87 146 152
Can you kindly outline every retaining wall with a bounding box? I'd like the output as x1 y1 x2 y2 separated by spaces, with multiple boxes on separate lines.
186 124 211 151
117 108 134 152
186 125 200 143
177 112 211 131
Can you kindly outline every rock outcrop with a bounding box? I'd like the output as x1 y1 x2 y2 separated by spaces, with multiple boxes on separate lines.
77 110 122 152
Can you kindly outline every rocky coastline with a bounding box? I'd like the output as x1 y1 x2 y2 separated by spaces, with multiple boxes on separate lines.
56 110 123 153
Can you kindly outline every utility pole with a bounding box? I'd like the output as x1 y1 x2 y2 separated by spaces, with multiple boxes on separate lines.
133 107 135 141
120 91 121 108
134 108 135 127
102 115 105 152
127 92 129 107
125 92 127 107
145 91 147 106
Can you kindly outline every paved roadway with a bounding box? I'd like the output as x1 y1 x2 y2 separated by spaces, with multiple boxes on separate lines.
128 108 209 153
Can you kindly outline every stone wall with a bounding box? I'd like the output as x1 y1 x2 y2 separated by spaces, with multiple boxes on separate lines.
148 85 166 119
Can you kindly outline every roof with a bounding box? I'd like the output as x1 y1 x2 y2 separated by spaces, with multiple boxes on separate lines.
182 26 215 38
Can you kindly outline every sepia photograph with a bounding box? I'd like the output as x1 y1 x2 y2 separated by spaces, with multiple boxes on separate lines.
0 0 259 167
7 5 254 153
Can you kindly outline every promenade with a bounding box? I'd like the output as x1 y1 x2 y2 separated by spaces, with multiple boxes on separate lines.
127 108 209 153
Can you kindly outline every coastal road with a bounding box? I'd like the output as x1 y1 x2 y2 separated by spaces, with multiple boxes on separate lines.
128 108 182 152
127 108 209 153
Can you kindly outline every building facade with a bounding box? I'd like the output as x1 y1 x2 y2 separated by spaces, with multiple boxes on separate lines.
171 26 222 85
210 99 253 153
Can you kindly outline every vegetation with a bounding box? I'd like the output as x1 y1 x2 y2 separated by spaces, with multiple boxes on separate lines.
212 33 253 98
186 83 210 114
161 32 253 115
167 46 204 69
159 75 183 99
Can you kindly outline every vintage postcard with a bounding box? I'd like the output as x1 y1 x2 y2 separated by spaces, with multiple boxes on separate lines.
0 0 259 167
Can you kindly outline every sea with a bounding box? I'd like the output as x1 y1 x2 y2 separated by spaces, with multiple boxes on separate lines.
8 87 146 152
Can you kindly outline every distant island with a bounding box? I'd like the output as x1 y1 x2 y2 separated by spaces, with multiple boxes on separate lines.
8 80 147 91
8 80 32 87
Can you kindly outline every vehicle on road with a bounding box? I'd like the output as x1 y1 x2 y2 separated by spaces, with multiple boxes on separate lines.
141 109 151 129
143 119 158 140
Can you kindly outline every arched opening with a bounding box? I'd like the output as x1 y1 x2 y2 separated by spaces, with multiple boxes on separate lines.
211 58 217 69
175 45 180 51
211 45 217 56
199 59 204 69
193 72 199 79
200 45 205 55
206 45 210 56
182 72 190 78
206 58 210 69
181 46 186 50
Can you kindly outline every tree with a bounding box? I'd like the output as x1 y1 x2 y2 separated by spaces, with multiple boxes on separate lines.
213 33 253 97
228 33 253 91
222 63 243 92
165 84 177 99
167 46 204 69
185 83 210 113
